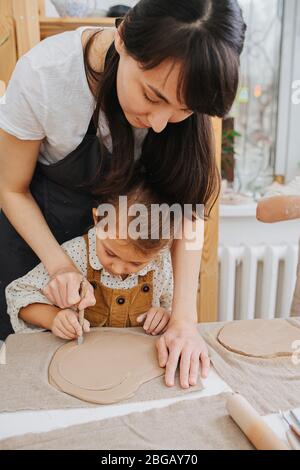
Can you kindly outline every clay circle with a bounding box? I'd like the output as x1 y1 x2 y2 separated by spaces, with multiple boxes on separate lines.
48 329 164 404
217 319 300 358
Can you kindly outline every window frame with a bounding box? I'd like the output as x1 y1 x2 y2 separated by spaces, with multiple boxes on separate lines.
275 0 300 182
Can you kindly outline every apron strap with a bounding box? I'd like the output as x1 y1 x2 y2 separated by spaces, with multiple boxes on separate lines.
87 116 97 136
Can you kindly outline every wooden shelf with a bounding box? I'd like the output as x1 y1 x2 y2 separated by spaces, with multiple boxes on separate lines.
40 16 115 39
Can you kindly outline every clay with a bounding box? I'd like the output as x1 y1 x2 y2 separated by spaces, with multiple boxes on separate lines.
49 330 164 404
217 319 300 358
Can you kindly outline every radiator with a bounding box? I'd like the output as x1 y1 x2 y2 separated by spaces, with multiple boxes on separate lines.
218 244 299 321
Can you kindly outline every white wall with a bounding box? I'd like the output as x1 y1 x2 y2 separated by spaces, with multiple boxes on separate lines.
45 0 138 17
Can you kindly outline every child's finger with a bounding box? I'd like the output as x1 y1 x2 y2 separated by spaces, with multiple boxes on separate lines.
65 310 82 337
136 313 147 324
83 319 90 333
60 314 77 336
143 308 158 331
147 311 164 333
151 314 170 335
56 320 77 339
52 328 70 340
53 323 76 340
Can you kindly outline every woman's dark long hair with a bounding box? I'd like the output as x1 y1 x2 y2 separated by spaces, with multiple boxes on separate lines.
84 0 246 217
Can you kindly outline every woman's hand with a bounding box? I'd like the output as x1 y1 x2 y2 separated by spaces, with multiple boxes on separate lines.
51 308 90 340
42 268 96 310
137 307 170 335
156 319 210 389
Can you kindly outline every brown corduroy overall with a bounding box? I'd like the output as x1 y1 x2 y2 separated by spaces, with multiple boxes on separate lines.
83 234 154 328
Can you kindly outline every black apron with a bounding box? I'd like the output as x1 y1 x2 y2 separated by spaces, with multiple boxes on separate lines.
0 117 105 340
0 43 116 341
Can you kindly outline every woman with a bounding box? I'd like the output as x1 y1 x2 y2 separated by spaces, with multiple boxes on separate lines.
0 0 246 388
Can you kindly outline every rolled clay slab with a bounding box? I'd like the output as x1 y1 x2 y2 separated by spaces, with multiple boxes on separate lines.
49 329 164 404
217 319 300 358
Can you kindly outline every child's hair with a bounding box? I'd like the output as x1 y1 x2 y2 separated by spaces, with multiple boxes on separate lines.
94 180 178 256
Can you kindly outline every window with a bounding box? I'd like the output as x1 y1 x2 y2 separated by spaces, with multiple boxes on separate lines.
229 0 284 194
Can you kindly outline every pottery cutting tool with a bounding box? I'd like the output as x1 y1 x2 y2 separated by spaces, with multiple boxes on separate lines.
286 430 300 451
279 410 300 440
77 279 88 346
291 409 300 428
279 410 300 450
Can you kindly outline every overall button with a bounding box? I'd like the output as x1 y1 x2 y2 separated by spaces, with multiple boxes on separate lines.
142 284 150 293
116 296 125 305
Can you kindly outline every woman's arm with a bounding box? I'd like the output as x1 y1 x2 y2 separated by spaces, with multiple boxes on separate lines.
156 217 210 389
170 215 204 323
257 196 300 223
0 130 94 309
170 239 200 324
0 129 77 275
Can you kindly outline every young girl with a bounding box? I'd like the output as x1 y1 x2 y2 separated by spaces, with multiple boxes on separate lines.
6 182 174 340
0 0 246 387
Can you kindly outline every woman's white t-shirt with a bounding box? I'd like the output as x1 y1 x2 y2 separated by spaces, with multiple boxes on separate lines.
0 27 148 165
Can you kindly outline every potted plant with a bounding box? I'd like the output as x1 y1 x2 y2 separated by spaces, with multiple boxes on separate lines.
221 117 241 183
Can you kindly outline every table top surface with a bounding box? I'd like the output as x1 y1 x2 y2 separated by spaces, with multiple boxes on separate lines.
0 366 290 446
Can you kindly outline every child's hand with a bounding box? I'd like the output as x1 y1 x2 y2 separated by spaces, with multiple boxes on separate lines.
51 308 90 340
137 307 171 336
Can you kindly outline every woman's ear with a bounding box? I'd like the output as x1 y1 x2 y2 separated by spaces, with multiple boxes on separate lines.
114 24 125 55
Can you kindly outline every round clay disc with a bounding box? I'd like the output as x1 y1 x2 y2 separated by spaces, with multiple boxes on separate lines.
48 329 164 404
58 335 129 391
217 319 300 358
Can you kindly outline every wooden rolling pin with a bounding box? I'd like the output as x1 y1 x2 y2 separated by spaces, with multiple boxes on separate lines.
256 195 300 223
226 393 289 450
